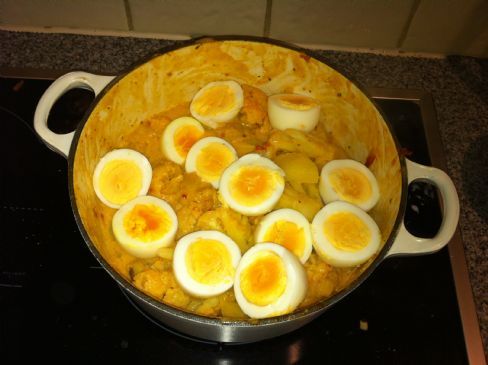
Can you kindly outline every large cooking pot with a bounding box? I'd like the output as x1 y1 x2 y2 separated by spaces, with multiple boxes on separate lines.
33 36 459 343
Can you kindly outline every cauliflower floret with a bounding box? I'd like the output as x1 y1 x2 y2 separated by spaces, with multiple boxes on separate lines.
197 207 253 252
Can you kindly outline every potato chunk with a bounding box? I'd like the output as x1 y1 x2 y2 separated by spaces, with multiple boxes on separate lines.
219 291 245 318
275 184 323 221
274 152 319 184
268 129 347 167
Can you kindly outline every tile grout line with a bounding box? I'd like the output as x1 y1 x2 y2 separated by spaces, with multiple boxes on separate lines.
396 0 421 49
123 0 134 31
263 0 273 37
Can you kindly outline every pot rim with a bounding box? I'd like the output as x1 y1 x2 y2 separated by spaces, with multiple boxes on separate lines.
67 35 408 327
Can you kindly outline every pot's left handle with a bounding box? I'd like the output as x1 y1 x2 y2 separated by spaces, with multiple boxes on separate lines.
386 158 460 258
34 72 115 158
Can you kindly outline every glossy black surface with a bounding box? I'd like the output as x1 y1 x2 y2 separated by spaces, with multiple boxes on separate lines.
0 78 467 363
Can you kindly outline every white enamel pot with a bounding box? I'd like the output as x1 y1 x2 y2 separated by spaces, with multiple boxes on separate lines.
33 36 459 343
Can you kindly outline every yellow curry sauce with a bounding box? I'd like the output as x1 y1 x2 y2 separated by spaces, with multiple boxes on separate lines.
101 84 377 318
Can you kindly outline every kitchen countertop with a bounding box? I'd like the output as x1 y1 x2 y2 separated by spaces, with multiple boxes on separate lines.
1 30 487 354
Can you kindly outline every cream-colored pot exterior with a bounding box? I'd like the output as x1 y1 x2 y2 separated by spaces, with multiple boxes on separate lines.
34 37 459 343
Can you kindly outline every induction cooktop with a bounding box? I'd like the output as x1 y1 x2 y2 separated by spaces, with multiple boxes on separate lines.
0 71 484 364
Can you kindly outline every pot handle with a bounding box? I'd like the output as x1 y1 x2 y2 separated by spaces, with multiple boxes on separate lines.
386 158 460 258
34 71 115 158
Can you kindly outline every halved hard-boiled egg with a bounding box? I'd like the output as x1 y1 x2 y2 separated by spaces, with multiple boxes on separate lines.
319 159 380 211
162 116 205 165
219 153 285 216
173 230 241 298
268 93 320 132
311 201 381 267
190 80 244 129
112 195 178 259
255 208 313 264
234 242 307 319
93 149 152 209
185 136 238 188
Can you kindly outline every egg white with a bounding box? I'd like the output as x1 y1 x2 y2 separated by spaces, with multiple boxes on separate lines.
93 148 152 209
162 116 204 165
311 201 381 267
190 80 244 129
112 195 178 259
268 93 320 132
234 242 307 319
319 159 380 211
185 136 238 188
255 208 313 264
219 153 285 216
173 230 241 298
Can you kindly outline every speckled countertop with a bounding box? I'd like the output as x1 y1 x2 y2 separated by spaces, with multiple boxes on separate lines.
1 30 487 354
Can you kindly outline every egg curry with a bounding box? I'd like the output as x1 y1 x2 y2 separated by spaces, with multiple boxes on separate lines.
73 40 402 320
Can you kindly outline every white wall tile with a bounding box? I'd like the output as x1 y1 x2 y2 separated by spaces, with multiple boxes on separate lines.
0 0 128 30
465 25 488 58
269 0 415 48
401 0 488 57
1 0 485 57
128 0 267 36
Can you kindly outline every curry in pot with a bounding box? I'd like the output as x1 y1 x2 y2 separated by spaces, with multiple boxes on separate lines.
73 41 402 320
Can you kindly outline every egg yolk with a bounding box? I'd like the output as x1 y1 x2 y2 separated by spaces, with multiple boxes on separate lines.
196 143 236 182
185 239 234 285
174 125 204 158
328 168 372 204
240 251 287 306
123 204 172 242
230 166 282 206
193 85 236 117
323 212 371 252
263 221 305 258
99 159 143 205
279 95 317 111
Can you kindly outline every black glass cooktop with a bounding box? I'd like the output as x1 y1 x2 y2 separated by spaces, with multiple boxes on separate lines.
0 77 467 364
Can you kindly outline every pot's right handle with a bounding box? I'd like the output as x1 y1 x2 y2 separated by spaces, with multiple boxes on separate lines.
386 158 460 258
34 71 115 158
